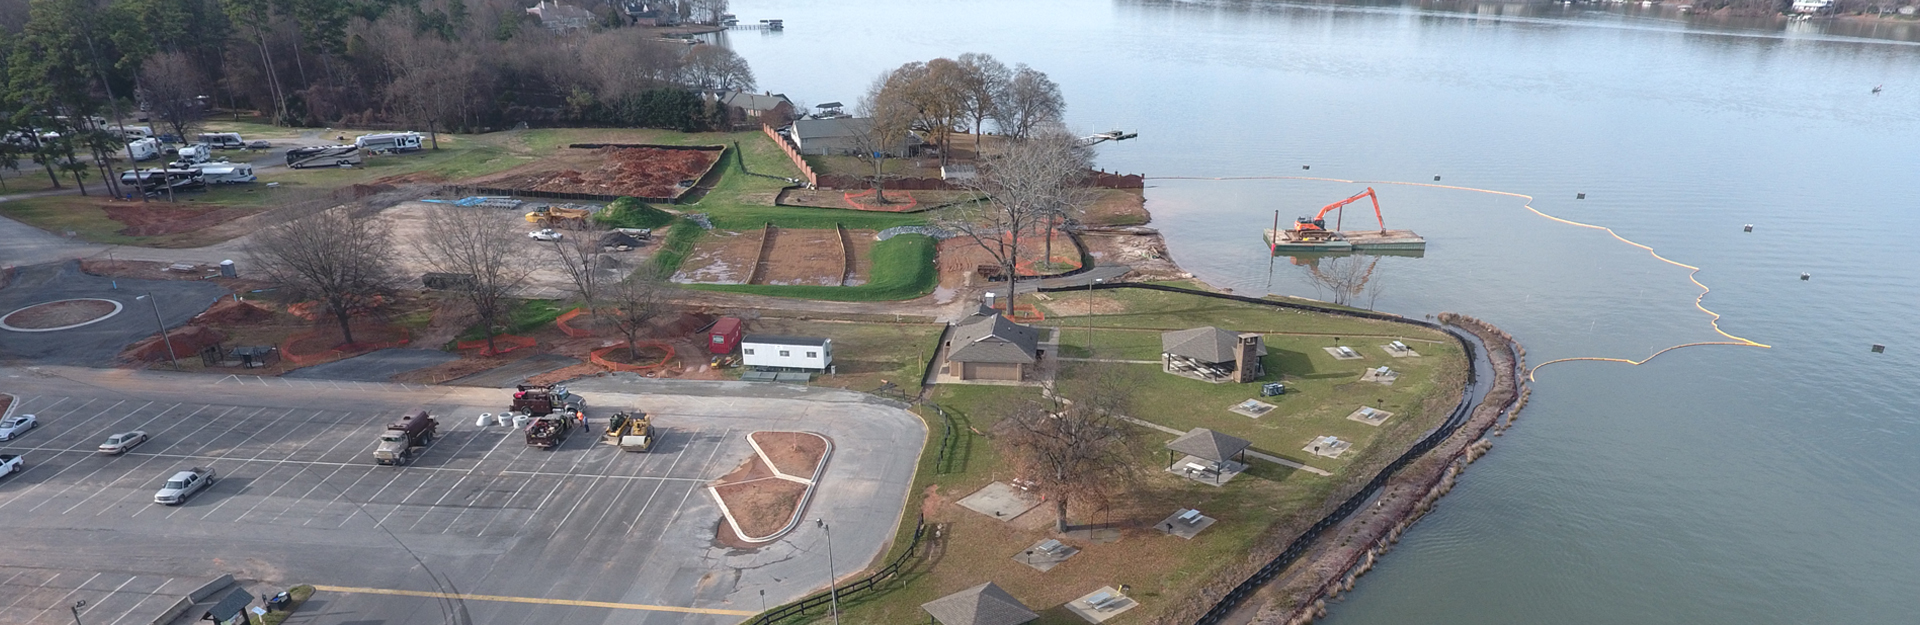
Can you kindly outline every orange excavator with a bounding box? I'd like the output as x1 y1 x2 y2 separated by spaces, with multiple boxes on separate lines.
1292 187 1385 241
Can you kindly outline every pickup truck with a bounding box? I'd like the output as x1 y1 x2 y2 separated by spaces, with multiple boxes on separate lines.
0 454 21 478
153 467 216 505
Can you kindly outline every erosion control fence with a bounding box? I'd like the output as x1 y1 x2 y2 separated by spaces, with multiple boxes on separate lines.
1034 282 1482 625
745 516 928 625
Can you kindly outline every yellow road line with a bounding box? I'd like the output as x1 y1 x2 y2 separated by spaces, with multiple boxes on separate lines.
1151 175 1772 380
309 585 757 616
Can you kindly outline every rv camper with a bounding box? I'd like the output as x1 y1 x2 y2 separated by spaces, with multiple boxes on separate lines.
171 144 212 167
192 162 255 184
197 132 246 149
113 126 154 140
127 138 161 161
120 168 204 195
354 131 424 154
285 145 362 169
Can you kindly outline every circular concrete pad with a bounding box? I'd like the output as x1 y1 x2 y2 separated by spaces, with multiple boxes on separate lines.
0 298 125 332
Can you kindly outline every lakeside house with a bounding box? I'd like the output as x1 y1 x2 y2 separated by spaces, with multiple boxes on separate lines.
943 306 1040 381
1161 326 1265 383
719 91 796 125
1790 0 1831 12
526 0 594 31
790 117 923 156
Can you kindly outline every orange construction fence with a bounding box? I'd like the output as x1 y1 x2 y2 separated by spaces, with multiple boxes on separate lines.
590 341 675 372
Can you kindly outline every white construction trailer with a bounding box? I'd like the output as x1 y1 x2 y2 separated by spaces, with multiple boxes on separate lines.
354 131 424 154
740 335 834 371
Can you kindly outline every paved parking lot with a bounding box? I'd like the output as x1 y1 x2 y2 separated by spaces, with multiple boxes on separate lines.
0 368 924 625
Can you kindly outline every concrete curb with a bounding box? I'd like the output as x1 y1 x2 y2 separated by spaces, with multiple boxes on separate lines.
712 431 834 544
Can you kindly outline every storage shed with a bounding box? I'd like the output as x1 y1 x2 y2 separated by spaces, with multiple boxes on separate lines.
741 334 832 371
709 317 742 355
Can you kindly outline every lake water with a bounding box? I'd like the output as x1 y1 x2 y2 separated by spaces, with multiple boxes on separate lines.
725 1 1920 623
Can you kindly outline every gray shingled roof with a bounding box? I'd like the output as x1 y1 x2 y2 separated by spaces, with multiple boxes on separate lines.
947 313 1039 364
721 91 792 112
1166 427 1252 463
1161 327 1266 363
793 117 876 141
921 582 1038 625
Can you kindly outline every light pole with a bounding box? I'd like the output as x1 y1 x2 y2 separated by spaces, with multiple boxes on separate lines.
815 518 840 625
1086 278 1104 355
135 293 179 369
69 600 85 625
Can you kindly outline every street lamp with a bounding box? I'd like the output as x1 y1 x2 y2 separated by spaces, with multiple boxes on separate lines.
134 293 179 369
69 600 85 625
1086 278 1104 355
815 518 840 625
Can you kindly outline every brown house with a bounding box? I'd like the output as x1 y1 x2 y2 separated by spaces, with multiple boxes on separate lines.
944 308 1040 381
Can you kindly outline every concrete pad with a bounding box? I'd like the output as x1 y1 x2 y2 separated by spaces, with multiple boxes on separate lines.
284 348 458 381
1346 406 1394 426
1165 454 1244 487
1305 435 1353 458
1154 509 1216 540
957 481 1043 521
1381 344 1421 358
1065 586 1138 623
1359 368 1399 385
1012 539 1080 572
1323 346 1364 360
1227 398 1275 418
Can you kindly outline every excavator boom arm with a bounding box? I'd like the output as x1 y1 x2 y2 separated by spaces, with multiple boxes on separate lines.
1310 187 1385 231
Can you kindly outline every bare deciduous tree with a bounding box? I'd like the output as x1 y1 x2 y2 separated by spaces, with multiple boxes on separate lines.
998 64 1065 140
995 364 1141 533
421 205 535 354
247 207 401 346
604 267 673 360
942 129 1094 303
854 72 917 204
548 232 608 313
955 52 1010 154
681 45 755 92
140 51 208 144
582 29 685 102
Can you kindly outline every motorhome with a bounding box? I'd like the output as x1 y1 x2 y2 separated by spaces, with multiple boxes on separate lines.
127 138 161 161
285 144 362 169
197 132 246 149
113 126 154 140
192 162 255 184
354 131 424 154
170 144 212 168
120 168 204 195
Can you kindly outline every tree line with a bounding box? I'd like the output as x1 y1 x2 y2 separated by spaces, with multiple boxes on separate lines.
0 0 756 194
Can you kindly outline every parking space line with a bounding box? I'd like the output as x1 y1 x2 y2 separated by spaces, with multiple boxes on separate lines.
306 459 386 527
5 398 124 455
198 409 324 521
618 427 705 538
41 400 150 452
106 578 178 625
72 575 142 621
58 403 206 514
26 571 101 623
542 450 629 540
445 432 538 535
95 406 237 515
0 400 131 513
233 411 362 523
405 428 519 533
164 406 298 520
0 572 59 612
131 406 268 519
273 436 384 525
308 585 757 616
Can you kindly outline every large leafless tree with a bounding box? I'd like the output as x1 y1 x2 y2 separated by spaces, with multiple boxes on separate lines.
548 232 609 314
995 364 1141 533
247 207 401 346
853 72 918 204
603 267 673 360
421 205 535 354
139 51 208 144
998 64 1065 140
955 53 1010 154
942 129 1094 303
681 45 756 92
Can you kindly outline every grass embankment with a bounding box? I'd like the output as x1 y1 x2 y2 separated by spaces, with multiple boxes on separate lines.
454 298 563 343
741 318 945 396
788 288 1468 625
685 234 937 301
595 197 675 229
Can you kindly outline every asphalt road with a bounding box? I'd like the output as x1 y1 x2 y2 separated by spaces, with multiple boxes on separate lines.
0 261 228 366
0 367 925 625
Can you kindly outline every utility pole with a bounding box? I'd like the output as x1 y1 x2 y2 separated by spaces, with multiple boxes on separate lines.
70 600 86 625
137 292 179 369
815 519 840 625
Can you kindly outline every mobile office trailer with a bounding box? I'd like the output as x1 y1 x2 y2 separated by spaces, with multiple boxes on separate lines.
198 132 246 149
285 144 362 169
192 162 255 184
127 138 161 161
740 334 833 371
354 131 424 154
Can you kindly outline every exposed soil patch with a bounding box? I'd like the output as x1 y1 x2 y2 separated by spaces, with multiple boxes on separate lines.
526 363 611 386
750 431 829 478
124 325 225 363
194 299 278 325
104 204 260 237
0 393 14 417
759 228 853 286
596 344 672 366
477 146 720 199
1080 230 1184 280
1083 188 1150 227
714 477 809 540
673 229 763 284
937 225 1081 286
1041 292 1131 316
3 299 119 329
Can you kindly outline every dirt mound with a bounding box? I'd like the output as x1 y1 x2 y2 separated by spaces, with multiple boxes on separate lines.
493 146 720 199
195 299 278 325
649 312 716 338
104 204 233 237
125 325 226 362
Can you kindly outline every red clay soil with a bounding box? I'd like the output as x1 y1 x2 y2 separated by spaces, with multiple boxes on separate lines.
760 228 847 286
104 204 250 237
673 230 764 284
194 299 278 325
595 344 672 366
750 431 829 479
713 478 809 540
714 455 778 484
2 299 119 329
0 394 13 417
284 323 407 355
490 147 719 199
124 325 226 362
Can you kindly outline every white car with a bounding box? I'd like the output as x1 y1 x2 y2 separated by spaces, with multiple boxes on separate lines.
529 229 563 242
98 431 150 455
153 467 216 505
0 415 36 441
0 454 20 478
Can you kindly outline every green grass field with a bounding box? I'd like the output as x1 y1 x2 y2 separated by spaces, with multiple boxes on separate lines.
685 234 937 301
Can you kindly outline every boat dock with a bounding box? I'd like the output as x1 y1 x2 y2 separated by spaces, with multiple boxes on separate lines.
1264 229 1427 253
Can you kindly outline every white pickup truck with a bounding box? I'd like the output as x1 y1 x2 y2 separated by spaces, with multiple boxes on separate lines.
153 467 216 505
0 454 21 478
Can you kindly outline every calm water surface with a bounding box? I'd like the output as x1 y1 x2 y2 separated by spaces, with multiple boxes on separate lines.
725 1 1920 622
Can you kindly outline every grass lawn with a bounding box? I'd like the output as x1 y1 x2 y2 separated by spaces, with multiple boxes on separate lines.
738 318 945 396
454 298 563 343
1033 286 1431 336
685 234 937 301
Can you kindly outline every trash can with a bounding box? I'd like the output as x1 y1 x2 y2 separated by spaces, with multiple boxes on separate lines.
1261 383 1286 397
266 592 290 611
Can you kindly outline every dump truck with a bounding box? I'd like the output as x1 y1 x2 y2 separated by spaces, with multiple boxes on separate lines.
509 384 585 417
525 415 573 449
374 409 438 466
603 411 654 452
